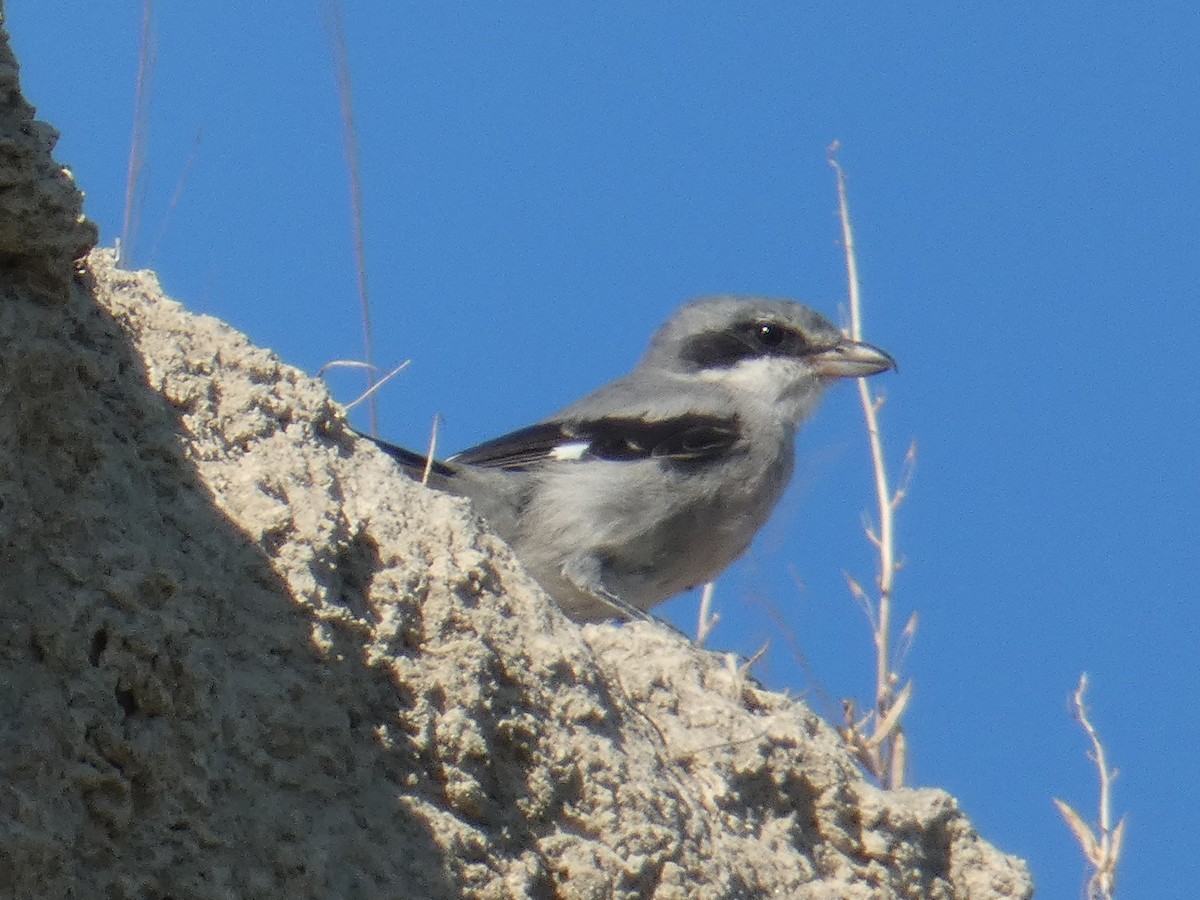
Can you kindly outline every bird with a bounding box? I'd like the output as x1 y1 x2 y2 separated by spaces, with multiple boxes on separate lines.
357 296 895 622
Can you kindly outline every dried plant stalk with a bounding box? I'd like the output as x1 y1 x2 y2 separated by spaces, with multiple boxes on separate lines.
1054 673 1125 900
828 144 913 789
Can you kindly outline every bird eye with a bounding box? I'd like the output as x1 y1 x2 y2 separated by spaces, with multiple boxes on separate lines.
755 323 784 348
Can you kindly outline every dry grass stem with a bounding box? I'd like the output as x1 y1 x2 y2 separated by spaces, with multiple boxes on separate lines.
1054 673 1125 900
149 127 202 263
896 611 919 671
765 582 843 719
696 582 720 647
827 142 913 789
318 359 373 377
120 0 156 268
319 0 379 436
329 360 411 410
422 414 443 486
737 642 770 677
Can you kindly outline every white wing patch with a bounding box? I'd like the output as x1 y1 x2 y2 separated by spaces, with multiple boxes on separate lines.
549 441 591 461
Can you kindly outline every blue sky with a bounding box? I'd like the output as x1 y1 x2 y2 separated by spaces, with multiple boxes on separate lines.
10 3 1199 896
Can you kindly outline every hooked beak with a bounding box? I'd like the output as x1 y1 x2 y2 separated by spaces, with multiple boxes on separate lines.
808 338 896 379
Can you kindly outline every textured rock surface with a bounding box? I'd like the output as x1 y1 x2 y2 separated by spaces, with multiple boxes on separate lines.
0 14 96 292
0 11 1032 899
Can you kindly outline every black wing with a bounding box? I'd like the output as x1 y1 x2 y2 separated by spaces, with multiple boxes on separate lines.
452 413 741 471
451 422 575 469
353 430 457 480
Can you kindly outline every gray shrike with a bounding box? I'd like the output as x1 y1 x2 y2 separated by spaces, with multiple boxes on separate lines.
358 296 895 622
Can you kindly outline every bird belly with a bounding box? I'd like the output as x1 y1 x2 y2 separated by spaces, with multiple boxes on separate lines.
514 453 790 620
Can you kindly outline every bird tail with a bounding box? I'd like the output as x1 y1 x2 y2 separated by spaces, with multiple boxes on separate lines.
352 429 457 486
